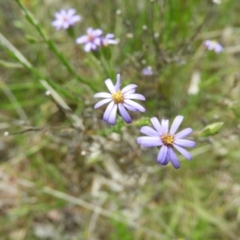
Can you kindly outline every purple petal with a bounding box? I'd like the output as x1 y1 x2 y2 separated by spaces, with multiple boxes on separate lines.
60 9 67 15
174 139 196 148
157 145 168 164
174 128 193 139
103 101 115 122
62 22 70 29
67 8 76 16
161 119 169 134
169 115 184 135
123 103 138 111
105 39 118 45
94 92 112 98
93 38 102 46
84 42 92 52
124 100 145 112
215 44 223 53
118 104 132 124
76 35 88 44
106 33 115 39
140 126 159 136
204 40 211 47
93 29 103 37
107 104 118 125
173 144 192 160
137 136 162 147
124 93 145 101
168 148 180 169
121 84 137 94
105 79 116 94
87 28 93 34
94 99 112 109
115 74 121 91
91 43 98 51
70 15 81 24
150 117 164 134
161 156 169 165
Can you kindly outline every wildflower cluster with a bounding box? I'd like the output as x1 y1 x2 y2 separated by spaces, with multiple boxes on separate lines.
76 28 118 52
51 7 197 169
94 74 196 169
52 9 118 52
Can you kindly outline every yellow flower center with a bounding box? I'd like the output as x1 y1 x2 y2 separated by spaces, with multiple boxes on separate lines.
112 91 124 104
161 134 174 146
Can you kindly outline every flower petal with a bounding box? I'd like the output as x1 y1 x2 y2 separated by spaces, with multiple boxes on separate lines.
137 136 162 147
161 119 169 134
93 29 103 37
76 35 88 44
121 84 137 94
169 115 184 135
173 144 192 160
105 79 116 94
107 104 118 125
123 103 137 111
94 92 112 98
157 145 168 164
115 74 121 91
118 104 132 124
174 128 193 139
168 148 180 169
67 8 76 16
174 139 196 148
83 42 92 52
124 93 145 101
94 99 112 109
124 100 145 112
150 117 164 134
140 126 159 136
103 101 115 122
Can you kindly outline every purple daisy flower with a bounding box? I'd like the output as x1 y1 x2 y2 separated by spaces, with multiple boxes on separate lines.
94 74 146 125
142 66 153 76
137 115 196 169
204 40 223 53
101 33 119 46
52 9 81 30
76 28 103 52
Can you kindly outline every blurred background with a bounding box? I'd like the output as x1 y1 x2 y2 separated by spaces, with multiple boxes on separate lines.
0 0 240 239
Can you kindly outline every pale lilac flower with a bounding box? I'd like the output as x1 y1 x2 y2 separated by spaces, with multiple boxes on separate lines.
101 34 119 46
52 9 81 30
94 74 145 125
76 28 103 52
204 40 223 53
142 66 153 76
137 116 196 169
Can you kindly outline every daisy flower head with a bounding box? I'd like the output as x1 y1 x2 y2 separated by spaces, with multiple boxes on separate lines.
142 66 153 76
76 28 103 52
101 33 119 46
52 9 81 30
94 74 146 125
204 40 223 53
137 116 196 169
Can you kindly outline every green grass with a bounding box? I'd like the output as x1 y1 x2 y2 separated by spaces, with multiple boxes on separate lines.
0 0 240 239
